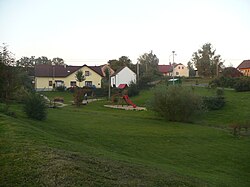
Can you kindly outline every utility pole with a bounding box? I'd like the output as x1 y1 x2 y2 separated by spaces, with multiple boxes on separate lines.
108 69 111 100
137 62 140 83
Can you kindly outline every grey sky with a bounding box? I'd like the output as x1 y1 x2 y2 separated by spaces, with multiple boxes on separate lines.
1 0 249 66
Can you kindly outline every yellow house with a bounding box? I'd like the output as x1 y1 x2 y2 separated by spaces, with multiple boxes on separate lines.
237 60 250 76
35 64 113 91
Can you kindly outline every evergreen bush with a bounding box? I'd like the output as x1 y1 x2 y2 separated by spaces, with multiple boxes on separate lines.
23 93 47 120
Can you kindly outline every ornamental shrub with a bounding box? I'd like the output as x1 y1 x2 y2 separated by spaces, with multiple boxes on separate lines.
234 77 250 92
148 85 203 122
23 93 47 120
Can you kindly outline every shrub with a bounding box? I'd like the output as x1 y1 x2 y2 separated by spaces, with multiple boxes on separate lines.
0 104 17 118
202 96 225 110
210 76 239 88
234 77 250 92
216 88 224 97
73 87 85 107
23 93 47 120
128 82 140 97
138 75 154 90
148 85 203 122
94 88 108 97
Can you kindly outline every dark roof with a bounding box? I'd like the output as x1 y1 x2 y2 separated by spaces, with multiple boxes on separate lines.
35 64 104 77
237 60 250 69
88 66 103 76
158 65 172 73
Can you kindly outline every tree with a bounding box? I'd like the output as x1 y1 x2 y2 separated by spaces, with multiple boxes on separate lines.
52 57 65 65
16 56 35 68
190 43 224 77
75 70 85 87
34 56 52 65
0 44 18 101
108 56 135 72
137 50 160 78
187 61 196 77
222 67 242 78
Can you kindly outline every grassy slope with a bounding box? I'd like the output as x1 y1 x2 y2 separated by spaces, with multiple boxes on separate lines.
0 88 250 186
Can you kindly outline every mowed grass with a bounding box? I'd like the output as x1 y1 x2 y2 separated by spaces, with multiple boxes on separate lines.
0 87 250 186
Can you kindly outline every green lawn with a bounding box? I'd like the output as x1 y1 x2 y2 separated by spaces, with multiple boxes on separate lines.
0 88 250 186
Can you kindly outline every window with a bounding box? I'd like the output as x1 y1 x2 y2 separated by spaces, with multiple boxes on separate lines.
85 81 92 87
85 71 90 76
178 66 180 69
55 80 64 87
176 72 179 76
182 67 184 69
70 81 76 86
49 81 52 86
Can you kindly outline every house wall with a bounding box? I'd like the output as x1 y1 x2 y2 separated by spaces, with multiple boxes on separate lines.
35 66 103 90
239 68 250 76
65 66 102 87
173 64 189 77
111 67 136 87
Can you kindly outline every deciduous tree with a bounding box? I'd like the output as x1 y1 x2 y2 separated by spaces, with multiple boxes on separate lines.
137 50 160 78
75 70 85 87
190 43 224 77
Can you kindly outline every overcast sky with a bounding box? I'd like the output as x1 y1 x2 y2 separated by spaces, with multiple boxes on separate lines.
1 0 249 67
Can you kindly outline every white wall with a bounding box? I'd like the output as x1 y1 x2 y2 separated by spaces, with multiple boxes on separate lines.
111 67 136 87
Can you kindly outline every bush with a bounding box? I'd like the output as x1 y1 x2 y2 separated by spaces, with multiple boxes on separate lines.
210 76 239 88
73 87 86 106
94 88 108 97
0 104 17 118
216 88 224 97
138 75 154 90
23 93 47 120
202 96 225 110
128 82 140 97
148 85 203 122
234 77 250 92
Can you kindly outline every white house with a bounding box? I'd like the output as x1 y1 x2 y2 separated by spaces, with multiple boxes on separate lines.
111 66 136 87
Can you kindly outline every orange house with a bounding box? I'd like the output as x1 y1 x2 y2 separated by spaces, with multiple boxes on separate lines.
237 60 250 76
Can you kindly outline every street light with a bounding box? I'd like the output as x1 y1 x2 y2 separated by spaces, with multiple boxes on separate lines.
169 51 176 85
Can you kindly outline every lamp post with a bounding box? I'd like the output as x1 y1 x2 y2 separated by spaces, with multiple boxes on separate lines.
169 51 176 85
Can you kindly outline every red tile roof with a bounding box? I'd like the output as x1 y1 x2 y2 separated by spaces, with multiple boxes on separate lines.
158 65 172 73
35 64 105 77
237 60 250 69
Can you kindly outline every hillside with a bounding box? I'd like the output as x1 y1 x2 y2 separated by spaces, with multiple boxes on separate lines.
0 87 250 186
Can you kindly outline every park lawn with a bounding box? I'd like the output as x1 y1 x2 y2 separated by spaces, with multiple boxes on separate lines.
0 87 250 186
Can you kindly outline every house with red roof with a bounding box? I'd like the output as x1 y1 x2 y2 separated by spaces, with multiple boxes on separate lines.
158 65 172 76
111 66 136 87
158 63 189 77
237 60 250 76
35 64 113 91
